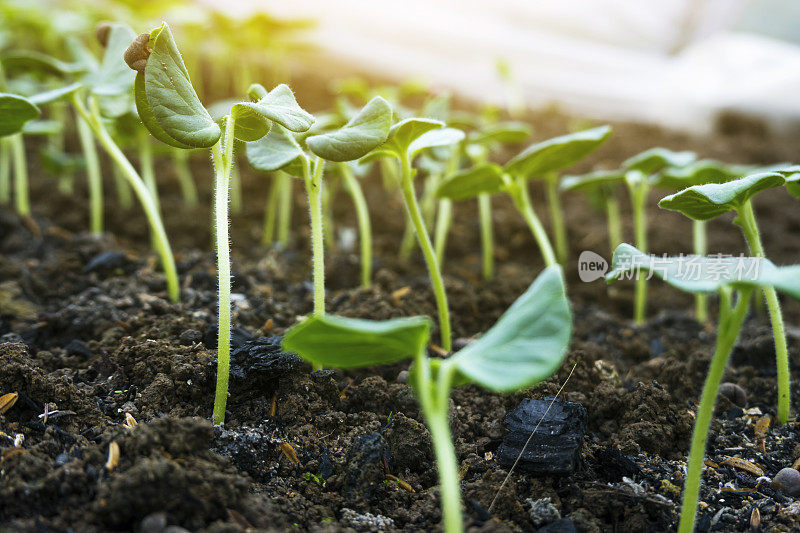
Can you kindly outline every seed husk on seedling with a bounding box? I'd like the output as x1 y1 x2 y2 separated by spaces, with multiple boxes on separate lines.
659 171 791 424
283 265 572 533
606 243 800 533
621 147 696 324
360 118 465 352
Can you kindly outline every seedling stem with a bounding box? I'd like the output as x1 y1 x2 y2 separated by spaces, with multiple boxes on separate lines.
339 162 372 287
76 114 103 235
545 172 568 264
401 152 452 351
304 156 326 315
693 220 708 322
508 176 557 267
10 134 29 215
478 193 494 279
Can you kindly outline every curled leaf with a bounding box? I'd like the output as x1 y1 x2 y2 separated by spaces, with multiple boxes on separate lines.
306 96 392 162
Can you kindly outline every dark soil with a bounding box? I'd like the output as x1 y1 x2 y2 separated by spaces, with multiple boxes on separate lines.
2 108 800 532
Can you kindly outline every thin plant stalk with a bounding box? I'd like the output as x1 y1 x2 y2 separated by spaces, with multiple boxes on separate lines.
628 175 649 325
478 193 494 280
112 163 133 209
137 128 159 212
277 171 293 246
434 198 452 265
693 219 709 322
421 171 441 230
340 163 373 287
0 137 10 205
76 113 103 236
230 160 242 214
399 211 417 261
605 193 623 255
400 153 452 351
262 174 281 245
545 172 568 264
10 133 30 215
171 149 199 206
303 156 326 315
322 178 337 253
508 176 557 267
413 354 462 533
72 94 179 303
738 200 790 424
678 287 752 533
211 116 236 425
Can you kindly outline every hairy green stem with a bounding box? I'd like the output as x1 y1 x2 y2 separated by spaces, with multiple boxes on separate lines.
172 149 199 206
509 177 557 267
605 192 623 255
211 116 236 425
73 94 179 303
414 354 462 533
304 157 326 315
679 288 751 533
421 172 441 230
693 219 709 323
277 171 292 246
545 173 568 264
400 153 451 351
478 193 495 280
434 199 452 266
628 174 649 325
340 163 373 287
112 164 133 209
738 200 790 423
76 113 103 236
322 178 337 252
0 137 10 204
230 160 242 215
10 133 29 215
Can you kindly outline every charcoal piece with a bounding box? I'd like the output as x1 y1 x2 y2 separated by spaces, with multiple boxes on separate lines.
345 433 386 500
83 251 128 274
497 397 586 475
594 446 639 481
212 336 302 393
538 518 577 533
203 324 254 350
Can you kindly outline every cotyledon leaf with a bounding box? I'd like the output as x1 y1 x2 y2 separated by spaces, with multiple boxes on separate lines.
0 93 41 136
306 96 392 162
504 125 612 178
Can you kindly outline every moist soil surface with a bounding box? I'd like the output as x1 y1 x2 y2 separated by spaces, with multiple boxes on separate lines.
2 109 800 532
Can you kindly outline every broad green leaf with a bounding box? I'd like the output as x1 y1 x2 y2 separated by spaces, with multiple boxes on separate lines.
504 125 612 178
786 174 800 198
0 93 40 136
408 127 465 160
361 118 444 163
245 124 306 176
654 159 748 190
282 313 432 368
470 121 532 146
658 172 786 221
560 169 625 192
28 82 83 106
606 243 800 300
306 96 392 162
138 23 220 148
229 104 272 142
622 147 695 174
134 73 192 149
443 265 572 392
436 163 506 201
769 165 800 198
239 84 314 133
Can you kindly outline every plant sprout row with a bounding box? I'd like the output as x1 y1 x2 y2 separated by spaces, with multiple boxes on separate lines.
2 13 799 533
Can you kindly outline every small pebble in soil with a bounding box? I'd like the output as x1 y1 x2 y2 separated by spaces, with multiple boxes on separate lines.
65 339 92 358
83 251 128 275
772 468 800 496
497 398 587 475
340 508 395 531
345 432 387 500
719 382 747 407
396 370 408 383
527 497 561 527
178 329 202 345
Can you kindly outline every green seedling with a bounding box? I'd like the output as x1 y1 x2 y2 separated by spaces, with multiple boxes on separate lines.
361 118 466 351
659 171 792 423
436 126 611 268
283 265 572 533
622 148 696 324
0 92 40 213
655 158 750 322
330 161 374 287
247 94 392 317
606 243 800 533
560 169 625 254
128 22 316 424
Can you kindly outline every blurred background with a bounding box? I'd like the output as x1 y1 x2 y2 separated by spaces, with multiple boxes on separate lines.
4 0 800 134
